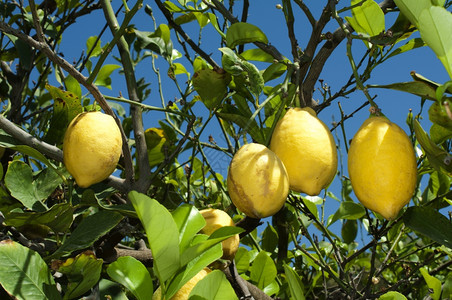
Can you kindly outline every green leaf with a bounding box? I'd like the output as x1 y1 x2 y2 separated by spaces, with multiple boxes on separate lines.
346 0 385 37
4 203 74 233
226 22 268 48
86 36 103 58
387 38 425 59
261 224 278 253
393 0 432 27
250 251 277 290
106 256 153 300
341 219 358 243
4 161 62 211
235 247 251 273
0 240 61 300
367 81 437 100
94 64 121 89
189 270 238 300
429 99 452 130
403 206 452 249
45 84 83 145
129 191 180 283
57 251 103 300
64 75 82 100
144 128 169 167
172 204 206 252
430 123 452 144
418 6 452 79
414 120 452 174
379 291 408 300
241 48 276 63
192 68 231 110
283 264 306 300
52 210 123 258
328 201 366 226
420 267 442 300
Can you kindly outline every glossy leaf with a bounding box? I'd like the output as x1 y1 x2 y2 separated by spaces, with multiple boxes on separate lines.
172 204 206 252
107 256 153 300
189 270 238 300
418 6 452 78
235 247 251 273
144 128 169 167
250 251 277 290
367 81 437 100
403 206 452 249
430 123 452 144
387 38 425 60
0 240 61 300
393 0 432 27
284 264 306 300
420 268 441 300
226 22 268 48
52 210 123 258
57 251 103 299
129 191 180 283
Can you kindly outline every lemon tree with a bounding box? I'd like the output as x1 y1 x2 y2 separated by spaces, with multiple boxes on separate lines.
0 1 451 299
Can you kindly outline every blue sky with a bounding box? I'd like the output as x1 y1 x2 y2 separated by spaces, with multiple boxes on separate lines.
56 1 450 243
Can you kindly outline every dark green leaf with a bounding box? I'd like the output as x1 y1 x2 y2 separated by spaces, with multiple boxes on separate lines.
403 206 452 249
192 68 231 110
429 99 452 130
328 201 366 226
367 81 437 100
341 219 358 243
52 210 123 258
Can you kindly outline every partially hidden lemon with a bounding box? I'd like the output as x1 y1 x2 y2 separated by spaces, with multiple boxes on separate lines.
270 107 338 195
152 268 211 300
200 208 240 260
227 143 289 219
63 111 122 188
348 116 417 220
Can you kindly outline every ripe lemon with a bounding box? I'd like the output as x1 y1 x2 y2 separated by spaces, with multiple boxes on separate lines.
63 111 122 188
227 143 289 219
152 268 211 300
348 116 417 220
200 208 240 260
270 107 338 195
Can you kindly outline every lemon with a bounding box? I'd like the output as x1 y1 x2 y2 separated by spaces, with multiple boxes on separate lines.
63 111 122 188
227 143 289 219
200 208 240 260
348 116 417 220
270 107 338 195
152 268 211 300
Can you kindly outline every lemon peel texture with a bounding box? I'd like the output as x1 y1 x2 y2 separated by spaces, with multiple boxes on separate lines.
200 208 240 260
63 111 122 188
348 116 417 220
227 143 289 219
152 268 211 300
270 107 338 195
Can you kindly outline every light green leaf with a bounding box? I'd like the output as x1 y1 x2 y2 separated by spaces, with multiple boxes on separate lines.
172 204 206 252
420 268 442 300
346 0 385 36
226 22 268 48
94 64 121 89
386 38 425 59
52 210 123 258
192 68 231 110
86 36 103 58
107 256 153 300
250 251 277 290
328 201 366 226
0 240 61 300
393 0 432 27
379 291 408 300
418 6 452 79
129 191 180 283
284 264 305 300
189 270 238 300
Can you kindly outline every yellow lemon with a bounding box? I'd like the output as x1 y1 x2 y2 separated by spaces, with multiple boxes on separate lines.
63 111 122 188
152 268 211 300
348 116 417 220
200 208 240 260
227 143 289 219
270 107 338 195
